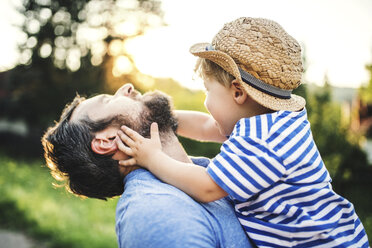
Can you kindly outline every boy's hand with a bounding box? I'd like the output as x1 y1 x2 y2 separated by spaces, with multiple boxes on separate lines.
116 122 162 169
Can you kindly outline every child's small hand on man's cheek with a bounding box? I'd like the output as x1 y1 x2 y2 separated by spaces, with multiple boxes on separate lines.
117 123 162 168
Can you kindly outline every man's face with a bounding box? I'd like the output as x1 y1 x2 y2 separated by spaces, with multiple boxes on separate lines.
43 83 178 198
71 83 143 123
69 83 177 160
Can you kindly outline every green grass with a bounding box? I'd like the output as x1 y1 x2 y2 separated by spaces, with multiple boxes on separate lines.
1 155 371 246
0 155 119 248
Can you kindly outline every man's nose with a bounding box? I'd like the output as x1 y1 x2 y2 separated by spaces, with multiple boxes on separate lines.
115 83 134 97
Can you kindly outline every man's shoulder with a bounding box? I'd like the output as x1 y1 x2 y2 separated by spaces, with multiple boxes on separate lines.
117 168 205 208
118 158 210 211
190 156 210 168
115 160 252 248
115 166 218 248
116 161 212 221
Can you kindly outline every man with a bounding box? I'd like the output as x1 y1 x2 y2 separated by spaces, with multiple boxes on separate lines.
42 83 252 247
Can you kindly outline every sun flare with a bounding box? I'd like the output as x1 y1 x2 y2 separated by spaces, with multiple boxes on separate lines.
112 55 133 77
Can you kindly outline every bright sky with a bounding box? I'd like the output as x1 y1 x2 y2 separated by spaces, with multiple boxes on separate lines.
1 0 372 90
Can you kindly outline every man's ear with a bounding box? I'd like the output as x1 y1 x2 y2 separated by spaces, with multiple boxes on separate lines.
91 130 118 155
231 80 248 105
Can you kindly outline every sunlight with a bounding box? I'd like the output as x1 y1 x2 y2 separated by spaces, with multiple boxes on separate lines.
1 0 371 88
123 35 148 70
112 55 133 77
135 73 155 88
114 21 138 36
123 29 206 90
39 43 52 58
108 39 124 57
123 29 190 78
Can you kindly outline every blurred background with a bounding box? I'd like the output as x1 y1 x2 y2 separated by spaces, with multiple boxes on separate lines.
0 0 371 247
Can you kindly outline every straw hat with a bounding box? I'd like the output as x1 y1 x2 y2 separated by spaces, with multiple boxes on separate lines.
190 17 305 111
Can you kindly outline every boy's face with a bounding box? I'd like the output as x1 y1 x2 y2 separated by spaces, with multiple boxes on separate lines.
203 78 239 136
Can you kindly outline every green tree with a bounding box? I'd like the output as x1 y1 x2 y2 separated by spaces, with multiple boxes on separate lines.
359 63 372 138
0 0 162 149
304 76 369 193
359 64 372 103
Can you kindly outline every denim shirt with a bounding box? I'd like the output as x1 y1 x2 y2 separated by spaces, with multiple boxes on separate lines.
115 157 253 248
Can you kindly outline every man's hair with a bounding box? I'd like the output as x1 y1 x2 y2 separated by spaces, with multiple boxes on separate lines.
42 95 125 200
42 91 177 200
194 58 235 87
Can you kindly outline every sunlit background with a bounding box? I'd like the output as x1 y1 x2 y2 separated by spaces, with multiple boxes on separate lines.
1 0 372 89
0 1 372 247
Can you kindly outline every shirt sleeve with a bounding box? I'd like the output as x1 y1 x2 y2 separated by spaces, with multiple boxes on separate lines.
207 135 286 202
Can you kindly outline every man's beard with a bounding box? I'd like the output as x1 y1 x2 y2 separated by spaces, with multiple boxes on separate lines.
137 91 178 138
92 91 178 138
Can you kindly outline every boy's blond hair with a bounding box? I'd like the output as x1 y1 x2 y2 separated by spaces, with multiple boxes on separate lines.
195 58 235 88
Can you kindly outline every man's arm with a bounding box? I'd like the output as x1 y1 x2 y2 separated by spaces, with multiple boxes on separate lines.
117 123 228 203
175 110 227 143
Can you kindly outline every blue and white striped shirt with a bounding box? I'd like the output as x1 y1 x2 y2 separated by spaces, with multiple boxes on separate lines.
207 109 369 248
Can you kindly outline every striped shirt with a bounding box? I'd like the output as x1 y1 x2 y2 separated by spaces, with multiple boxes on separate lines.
207 109 369 248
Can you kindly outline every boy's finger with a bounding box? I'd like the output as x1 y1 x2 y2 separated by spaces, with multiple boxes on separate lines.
118 130 135 147
121 125 143 141
150 122 160 142
116 138 134 156
119 158 137 166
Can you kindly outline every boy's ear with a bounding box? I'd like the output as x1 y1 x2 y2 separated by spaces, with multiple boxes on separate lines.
231 80 248 104
91 130 118 155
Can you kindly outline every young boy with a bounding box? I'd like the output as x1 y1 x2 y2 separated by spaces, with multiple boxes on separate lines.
116 17 369 247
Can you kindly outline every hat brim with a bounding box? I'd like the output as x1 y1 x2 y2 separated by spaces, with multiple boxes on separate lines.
190 43 306 112
190 43 242 82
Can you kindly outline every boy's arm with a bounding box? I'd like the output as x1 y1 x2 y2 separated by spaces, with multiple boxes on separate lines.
175 110 227 143
143 150 227 203
117 123 228 203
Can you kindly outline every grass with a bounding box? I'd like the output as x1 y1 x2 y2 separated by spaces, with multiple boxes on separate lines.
0 155 119 248
0 154 371 246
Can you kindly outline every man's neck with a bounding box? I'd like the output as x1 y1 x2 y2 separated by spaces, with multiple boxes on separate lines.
117 131 191 177
160 131 191 163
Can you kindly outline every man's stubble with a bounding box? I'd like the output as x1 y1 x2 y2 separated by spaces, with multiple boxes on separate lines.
136 91 178 138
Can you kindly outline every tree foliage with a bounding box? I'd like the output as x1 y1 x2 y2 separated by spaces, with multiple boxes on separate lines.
19 0 162 70
0 0 162 132
359 64 372 103
294 78 370 194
